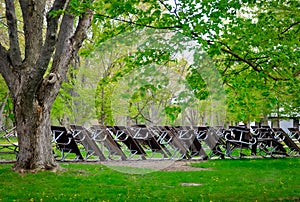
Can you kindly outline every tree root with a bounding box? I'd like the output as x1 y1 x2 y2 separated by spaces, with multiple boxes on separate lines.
12 162 62 174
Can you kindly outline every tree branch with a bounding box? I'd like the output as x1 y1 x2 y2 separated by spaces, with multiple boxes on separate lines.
281 21 300 35
95 13 181 30
19 0 46 66
40 2 94 103
158 0 179 17
130 99 154 124
247 56 269 61
0 44 17 92
38 10 75 103
23 0 69 101
0 18 24 35
220 47 259 71
220 47 290 81
71 10 94 53
52 7 93 76
5 0 22 66
233 66 249 75
219 57 233 76
293 70 300 77
35 0 67 79
52 13 75 71
0 44 9 77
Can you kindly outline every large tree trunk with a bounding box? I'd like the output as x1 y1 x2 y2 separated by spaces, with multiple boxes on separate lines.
13 96 57 171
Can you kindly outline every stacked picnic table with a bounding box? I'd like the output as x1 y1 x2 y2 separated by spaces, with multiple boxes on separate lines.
2 124 300 161
50 124 300 161
0 126 18 157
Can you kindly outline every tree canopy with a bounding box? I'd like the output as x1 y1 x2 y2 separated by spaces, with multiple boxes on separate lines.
69 0 300 126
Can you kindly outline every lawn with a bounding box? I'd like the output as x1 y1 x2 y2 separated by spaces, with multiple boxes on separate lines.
0 158 300 201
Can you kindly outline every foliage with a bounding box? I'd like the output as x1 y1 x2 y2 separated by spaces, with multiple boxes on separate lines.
51 82 75 125
215 0 300 122
186 68 209 101
157 0 300 123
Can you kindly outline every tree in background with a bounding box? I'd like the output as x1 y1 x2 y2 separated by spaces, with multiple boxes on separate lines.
0 76 14 127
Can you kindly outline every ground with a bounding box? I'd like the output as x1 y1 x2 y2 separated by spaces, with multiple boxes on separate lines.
0 159 209 172
101 159 208 172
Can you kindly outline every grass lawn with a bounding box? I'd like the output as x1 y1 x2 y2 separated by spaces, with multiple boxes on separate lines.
0 158 300 201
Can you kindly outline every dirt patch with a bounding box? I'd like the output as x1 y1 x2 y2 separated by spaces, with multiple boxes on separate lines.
0 159 210 172
162 160 210 171
180 182 203 186
101 159 209 172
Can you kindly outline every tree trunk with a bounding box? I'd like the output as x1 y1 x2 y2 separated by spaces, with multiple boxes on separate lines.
293 119 299 129
0 92 9 127
13 95 57 171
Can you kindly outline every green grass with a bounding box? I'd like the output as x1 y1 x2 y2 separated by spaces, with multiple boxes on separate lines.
0 158 300 201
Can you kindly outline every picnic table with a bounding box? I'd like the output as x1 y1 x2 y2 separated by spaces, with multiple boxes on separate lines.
0 126 18 156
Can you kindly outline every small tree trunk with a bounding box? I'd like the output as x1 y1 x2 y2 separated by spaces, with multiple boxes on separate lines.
260 115 269 127
13 96 57 172
293 119 299 129
0 92 9 127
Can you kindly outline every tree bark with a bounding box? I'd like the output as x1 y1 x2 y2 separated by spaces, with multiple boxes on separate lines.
13 95 57 171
